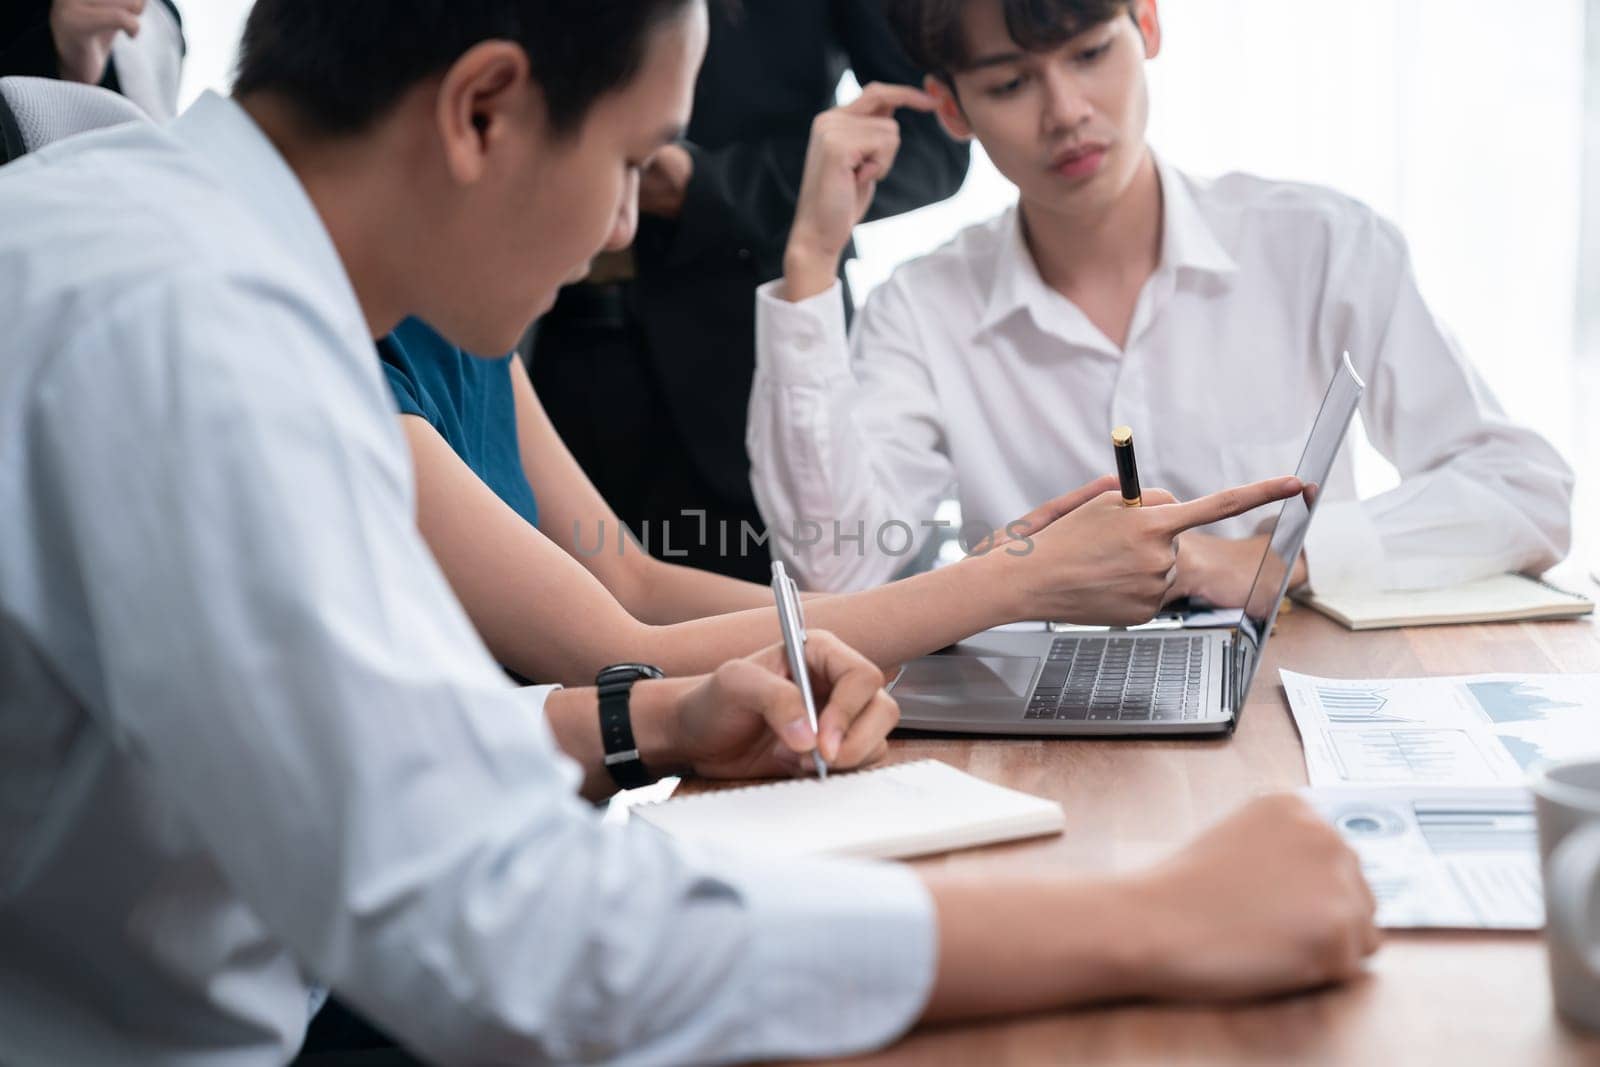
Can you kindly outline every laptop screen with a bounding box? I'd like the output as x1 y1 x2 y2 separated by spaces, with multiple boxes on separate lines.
1230 352 1366 715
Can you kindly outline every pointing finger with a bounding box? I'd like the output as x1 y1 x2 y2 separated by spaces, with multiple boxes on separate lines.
1156 477 1303 535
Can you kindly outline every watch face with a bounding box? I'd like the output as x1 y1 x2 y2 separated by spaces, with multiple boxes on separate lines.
597 663 665 686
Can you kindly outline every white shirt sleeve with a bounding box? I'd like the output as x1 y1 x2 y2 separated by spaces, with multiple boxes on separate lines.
1303 213 1574 591
39 277 936 1065
747 279 957 591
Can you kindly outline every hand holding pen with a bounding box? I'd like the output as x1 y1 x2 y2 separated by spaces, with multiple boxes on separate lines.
1112 425 1142 507
772 561 829 778
979 433 1301 627
668 621 898 781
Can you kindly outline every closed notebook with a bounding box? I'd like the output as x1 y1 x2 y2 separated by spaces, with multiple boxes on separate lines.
632 759 1065 861
1296 573 1593 631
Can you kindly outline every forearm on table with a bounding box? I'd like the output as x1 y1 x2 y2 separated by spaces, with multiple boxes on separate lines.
1300 465 1570 593
623 554 774 624
1377 467 1571 578
801 555 1015 666
491 565 909 687
460 552 663 687
920 871 1145 1020
1340 304 1574 585
616 550 1014 676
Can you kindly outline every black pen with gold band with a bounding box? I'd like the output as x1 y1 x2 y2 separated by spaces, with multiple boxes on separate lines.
1111 425 1142 507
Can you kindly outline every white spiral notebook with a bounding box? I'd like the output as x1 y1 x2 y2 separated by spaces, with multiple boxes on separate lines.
631 759 1066 860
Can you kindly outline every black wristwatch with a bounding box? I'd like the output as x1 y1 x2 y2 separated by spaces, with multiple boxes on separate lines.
597 662 665 789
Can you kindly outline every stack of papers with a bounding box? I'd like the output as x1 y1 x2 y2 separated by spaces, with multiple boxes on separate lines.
1283 669 1600 929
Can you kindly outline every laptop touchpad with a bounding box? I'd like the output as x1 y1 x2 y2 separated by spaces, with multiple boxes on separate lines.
891 655 1040 720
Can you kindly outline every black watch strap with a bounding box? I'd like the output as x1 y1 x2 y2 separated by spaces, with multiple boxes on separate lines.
597 664 663 790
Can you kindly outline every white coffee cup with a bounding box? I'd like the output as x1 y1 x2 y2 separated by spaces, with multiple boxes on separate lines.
1534 758 1600 1031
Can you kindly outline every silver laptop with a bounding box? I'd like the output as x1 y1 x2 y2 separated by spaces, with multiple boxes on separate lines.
890 352 1365 737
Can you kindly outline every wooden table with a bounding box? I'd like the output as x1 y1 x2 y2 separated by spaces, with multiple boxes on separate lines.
794 610 1600 1066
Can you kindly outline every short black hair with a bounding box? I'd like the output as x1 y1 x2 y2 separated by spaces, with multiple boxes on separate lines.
234 0 699 136
885 0 1134 81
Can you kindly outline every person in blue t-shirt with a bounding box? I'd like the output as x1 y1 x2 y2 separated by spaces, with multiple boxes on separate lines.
381 319 540 530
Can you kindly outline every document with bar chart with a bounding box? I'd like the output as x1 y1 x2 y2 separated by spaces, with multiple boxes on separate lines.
1281 670 1600 787
1307 786 1541 929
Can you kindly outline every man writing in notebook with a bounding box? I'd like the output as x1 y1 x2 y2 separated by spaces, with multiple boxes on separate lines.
748 0 1573 605
0 1 1375 1062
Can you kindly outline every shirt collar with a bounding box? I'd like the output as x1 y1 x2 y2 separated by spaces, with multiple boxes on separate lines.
975 153 1238 342
975 203 1045 338
1153 153 1238 279
169 92 364 327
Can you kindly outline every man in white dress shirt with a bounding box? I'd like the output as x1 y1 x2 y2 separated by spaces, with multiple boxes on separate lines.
0 1 1380 1063
748 0 1574 600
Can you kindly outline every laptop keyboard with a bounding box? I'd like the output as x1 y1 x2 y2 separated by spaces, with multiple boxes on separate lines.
1023 636 1209 722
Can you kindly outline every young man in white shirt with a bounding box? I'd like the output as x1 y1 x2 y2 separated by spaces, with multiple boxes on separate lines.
748 0 1574 603
0 1 1377 1062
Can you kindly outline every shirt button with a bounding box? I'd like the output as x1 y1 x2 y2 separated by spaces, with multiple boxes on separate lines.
737 247 752 261
795 334 815 352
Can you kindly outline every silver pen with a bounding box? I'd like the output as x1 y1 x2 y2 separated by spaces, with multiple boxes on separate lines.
771 561 828 779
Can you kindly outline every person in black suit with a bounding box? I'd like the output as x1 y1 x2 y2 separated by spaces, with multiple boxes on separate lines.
529 0 969 583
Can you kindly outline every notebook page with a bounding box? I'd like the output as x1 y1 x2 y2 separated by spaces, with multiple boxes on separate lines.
1306 573 1590 627
631 759 1064 861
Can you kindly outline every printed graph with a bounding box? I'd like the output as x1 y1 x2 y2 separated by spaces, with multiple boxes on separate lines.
1315 685 1416 725
1496 735 1553 773
1466 680 1581 724
1332 729 1495 783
